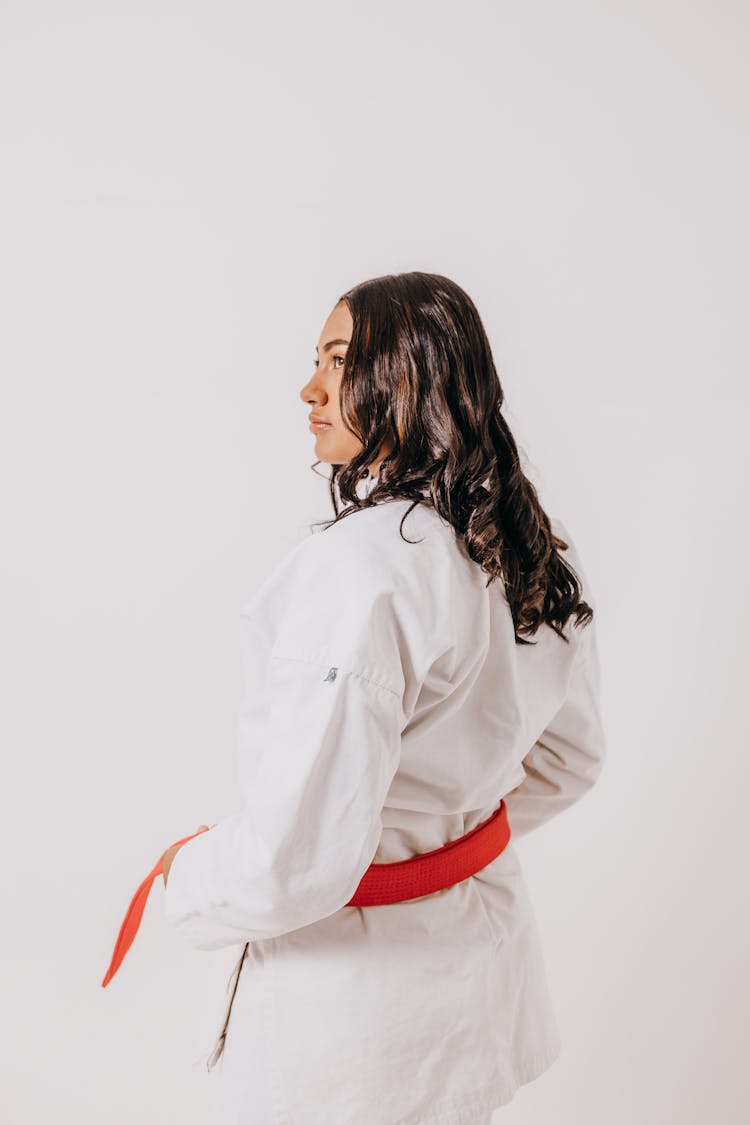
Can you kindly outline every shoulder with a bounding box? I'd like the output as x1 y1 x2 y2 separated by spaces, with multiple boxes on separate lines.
269 501 468 679
303 498 456 587
302 499 489 619
239 499 453 623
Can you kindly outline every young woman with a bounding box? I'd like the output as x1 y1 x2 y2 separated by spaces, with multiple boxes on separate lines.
162 272 607 1124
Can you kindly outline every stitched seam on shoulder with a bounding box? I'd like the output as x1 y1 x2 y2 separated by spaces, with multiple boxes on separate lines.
270 652 400 698
348 667 400 698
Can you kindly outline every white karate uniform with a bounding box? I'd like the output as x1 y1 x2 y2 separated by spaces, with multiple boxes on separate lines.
164 475 606 1124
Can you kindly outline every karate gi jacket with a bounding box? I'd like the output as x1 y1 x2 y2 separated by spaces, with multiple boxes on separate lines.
164 477 607 1125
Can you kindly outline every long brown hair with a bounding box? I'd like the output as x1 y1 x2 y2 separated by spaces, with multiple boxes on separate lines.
310 271 593 646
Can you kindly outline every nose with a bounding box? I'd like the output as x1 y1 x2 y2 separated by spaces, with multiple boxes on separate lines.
300 375 325 405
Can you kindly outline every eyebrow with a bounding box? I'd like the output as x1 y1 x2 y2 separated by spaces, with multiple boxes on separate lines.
315 338 350 353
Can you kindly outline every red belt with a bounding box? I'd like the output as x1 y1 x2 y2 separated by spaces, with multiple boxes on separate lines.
101 798 510 988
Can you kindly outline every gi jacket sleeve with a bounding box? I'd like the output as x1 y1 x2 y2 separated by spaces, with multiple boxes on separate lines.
163 535 410 950
503 606 607 839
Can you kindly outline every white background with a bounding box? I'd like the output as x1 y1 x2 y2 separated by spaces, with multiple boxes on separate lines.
2 2 747 1122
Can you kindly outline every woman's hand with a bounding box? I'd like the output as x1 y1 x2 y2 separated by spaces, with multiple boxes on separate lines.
162 824 216 887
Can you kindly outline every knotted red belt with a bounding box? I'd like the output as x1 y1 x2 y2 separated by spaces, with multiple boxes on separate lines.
101 798 510 988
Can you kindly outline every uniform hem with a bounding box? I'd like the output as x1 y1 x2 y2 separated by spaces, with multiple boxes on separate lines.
410 1037 563 1125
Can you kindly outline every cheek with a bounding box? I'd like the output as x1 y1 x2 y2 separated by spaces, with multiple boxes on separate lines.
317 428 363 460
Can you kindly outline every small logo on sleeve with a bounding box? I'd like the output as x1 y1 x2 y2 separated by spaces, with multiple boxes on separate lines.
323 667 338 682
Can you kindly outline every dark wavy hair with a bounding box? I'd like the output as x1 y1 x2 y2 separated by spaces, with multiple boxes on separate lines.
309 271 593 646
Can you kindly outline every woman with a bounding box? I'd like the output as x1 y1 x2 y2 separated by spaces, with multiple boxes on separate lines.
162 272 607 1124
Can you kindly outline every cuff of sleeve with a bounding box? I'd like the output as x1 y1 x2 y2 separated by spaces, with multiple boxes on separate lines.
162 827 246 951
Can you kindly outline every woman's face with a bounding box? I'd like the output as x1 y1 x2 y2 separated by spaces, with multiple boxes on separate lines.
299 300 392 476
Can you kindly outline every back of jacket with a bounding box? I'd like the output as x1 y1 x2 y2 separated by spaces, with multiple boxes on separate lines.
165 492 606 943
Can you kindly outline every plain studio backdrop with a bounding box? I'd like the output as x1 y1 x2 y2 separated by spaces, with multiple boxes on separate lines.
1 2 747 1123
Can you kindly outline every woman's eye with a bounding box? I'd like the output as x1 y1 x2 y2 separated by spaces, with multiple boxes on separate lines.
312 355 345 369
